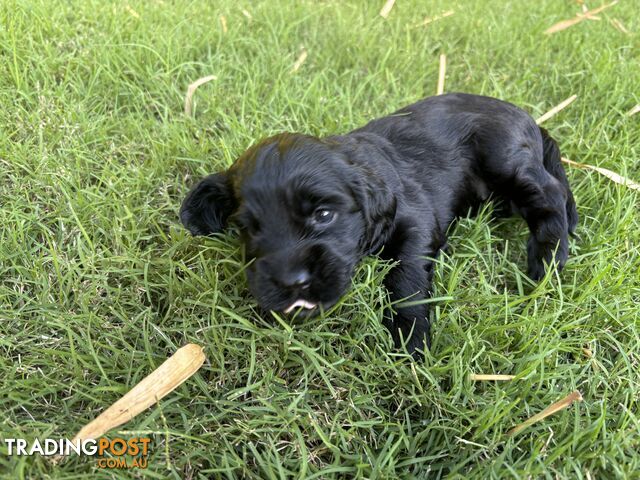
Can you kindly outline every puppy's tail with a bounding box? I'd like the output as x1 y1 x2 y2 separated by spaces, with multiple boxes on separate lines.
539 127 578 235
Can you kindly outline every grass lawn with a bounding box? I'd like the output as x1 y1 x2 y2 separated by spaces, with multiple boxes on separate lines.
1 0 639 478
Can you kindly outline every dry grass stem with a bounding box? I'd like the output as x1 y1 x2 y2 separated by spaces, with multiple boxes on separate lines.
470 374 516 381
184 75 217 116
456 437 489 448
220 15 228 33
536 94 577 124
626 105 640 117
379 0 396 19
544 1 618 35
291 49 308 73
507 391 583 436
125 5 140 19
562 157 640 191
610 18 629 33
437 54 446 95
412 10 455 28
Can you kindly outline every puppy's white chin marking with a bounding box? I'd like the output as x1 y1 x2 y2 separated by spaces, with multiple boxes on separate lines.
284 300 317 314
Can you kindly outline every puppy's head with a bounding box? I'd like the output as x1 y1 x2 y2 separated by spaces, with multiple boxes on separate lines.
180 133 396 316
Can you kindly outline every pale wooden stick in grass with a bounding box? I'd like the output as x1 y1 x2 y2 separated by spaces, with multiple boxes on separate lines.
379 0 396 19
561 157 640 191
470 374 516 381
291 49 308 73
220 15 228 34
544 1 618 35
411 10 454 29
437 54 446 95
536 94 577 125
508 390 582 436
184 75 217 116
74 344 204 440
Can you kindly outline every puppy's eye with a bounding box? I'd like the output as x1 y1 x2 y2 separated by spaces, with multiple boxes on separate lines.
312 208 336 225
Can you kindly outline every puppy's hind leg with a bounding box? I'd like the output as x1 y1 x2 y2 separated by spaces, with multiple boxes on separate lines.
477 127 577 280
539 127 579 235
520 173 569 280
484 135 571 280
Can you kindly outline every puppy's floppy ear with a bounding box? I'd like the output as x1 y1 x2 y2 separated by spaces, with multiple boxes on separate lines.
332 135 398 253
180 172 237 236
358 170 397 253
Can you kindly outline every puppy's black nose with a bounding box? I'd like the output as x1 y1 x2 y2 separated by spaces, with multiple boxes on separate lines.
279 269 311 290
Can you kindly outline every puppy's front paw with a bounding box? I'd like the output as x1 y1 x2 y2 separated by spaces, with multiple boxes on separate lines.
527 237 568 281
384 311 431 359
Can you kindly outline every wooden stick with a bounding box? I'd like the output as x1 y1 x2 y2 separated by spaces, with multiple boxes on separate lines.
470 374 516 381
71 344 205 442
507 391 583 436
184 75 217 116
437 54 446 95
536 94 577 125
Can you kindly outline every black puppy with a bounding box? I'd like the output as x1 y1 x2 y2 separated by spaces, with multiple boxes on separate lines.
180 93 577 355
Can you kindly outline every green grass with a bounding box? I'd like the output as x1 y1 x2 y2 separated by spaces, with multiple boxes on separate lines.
1 0 639 478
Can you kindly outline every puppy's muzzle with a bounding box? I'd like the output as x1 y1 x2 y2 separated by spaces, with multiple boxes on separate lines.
247 242 350 315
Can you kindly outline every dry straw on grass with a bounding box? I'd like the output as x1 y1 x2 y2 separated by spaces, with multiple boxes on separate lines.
544 1 618 35
470 374 516 381
291 49 308 73
561 157 640 191
379 0 396 19
609 18 629 34
508 391 583 436
125 4 140 19
535 95 640 191
536 94 577 125
412 10 455 29
184 75 217 116
437 54 447 95
626 105 640 117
